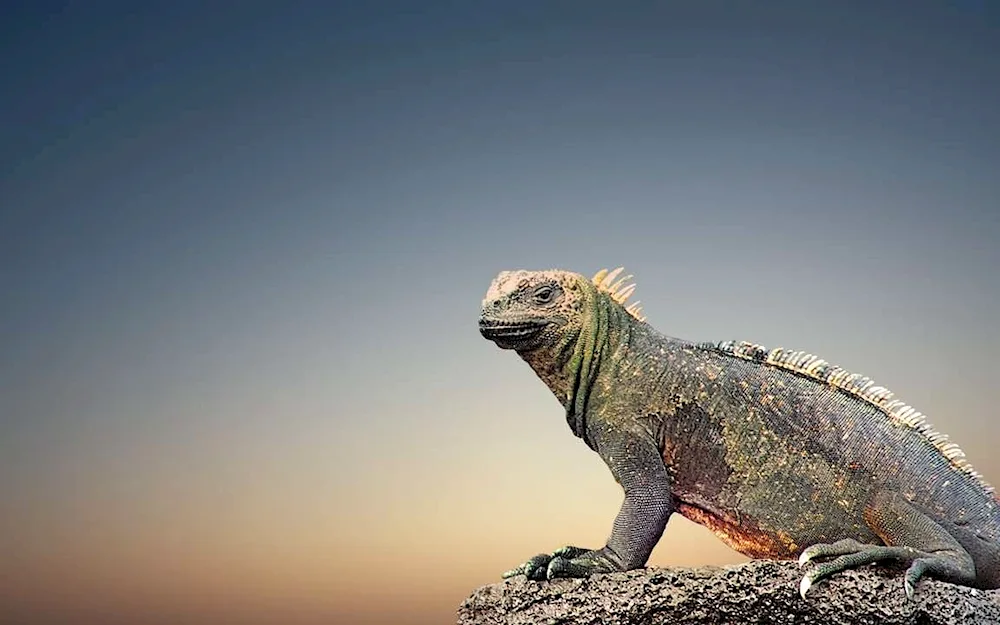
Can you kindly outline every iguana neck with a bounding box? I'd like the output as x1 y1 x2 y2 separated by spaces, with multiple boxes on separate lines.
518 290 634 439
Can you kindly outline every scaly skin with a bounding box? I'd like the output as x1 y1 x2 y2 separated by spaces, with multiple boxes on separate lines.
478 268 1000 598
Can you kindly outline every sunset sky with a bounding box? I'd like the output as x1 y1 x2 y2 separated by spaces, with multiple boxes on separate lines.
2 2 998 624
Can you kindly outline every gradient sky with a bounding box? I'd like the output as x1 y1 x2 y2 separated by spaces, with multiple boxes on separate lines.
1 2 998 624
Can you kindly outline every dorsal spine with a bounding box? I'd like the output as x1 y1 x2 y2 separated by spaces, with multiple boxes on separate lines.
592 267 646 322
698 339 994 495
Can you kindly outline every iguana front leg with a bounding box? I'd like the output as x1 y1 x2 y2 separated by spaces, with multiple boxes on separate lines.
502 430 674 580
798 491 977 598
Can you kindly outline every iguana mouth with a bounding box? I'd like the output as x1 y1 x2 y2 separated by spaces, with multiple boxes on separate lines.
478 318 548 345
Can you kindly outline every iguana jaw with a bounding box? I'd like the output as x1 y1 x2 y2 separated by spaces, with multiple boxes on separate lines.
478 317 561 350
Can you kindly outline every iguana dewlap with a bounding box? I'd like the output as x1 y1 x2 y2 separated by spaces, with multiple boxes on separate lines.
478 267 1000 598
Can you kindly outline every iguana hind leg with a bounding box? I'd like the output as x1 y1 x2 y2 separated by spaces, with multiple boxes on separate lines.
798 491 976 599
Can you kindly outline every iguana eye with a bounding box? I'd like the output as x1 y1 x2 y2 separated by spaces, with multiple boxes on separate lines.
533 285 558 305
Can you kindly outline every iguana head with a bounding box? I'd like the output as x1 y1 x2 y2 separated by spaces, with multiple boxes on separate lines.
478 269 586 351
479 267 645 351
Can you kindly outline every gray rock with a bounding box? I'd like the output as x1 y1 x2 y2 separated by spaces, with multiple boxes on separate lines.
458 560 1000 625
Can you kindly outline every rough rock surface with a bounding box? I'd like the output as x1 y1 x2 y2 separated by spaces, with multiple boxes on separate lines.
457 560 1000 625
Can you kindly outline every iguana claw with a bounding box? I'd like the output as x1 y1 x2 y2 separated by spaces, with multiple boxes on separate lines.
797 550 813 567
799 574 812 599
501 552 553 580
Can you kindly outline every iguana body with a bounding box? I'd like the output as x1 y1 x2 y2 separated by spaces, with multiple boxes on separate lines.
478 267 1000 597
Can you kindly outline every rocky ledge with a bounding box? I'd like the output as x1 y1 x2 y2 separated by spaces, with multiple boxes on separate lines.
458 559 1000 625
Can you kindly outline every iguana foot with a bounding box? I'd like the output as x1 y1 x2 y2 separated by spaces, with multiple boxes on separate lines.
798 540 972 600
798 541 917 599
797 492 977 600
501 546 622 580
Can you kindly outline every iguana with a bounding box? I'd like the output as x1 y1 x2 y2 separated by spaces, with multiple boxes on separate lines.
478 267 1000 598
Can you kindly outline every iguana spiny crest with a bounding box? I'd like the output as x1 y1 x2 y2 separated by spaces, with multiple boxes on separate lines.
591 267 646 321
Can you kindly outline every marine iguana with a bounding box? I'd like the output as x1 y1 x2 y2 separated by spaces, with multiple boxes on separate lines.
478 267 1000 598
